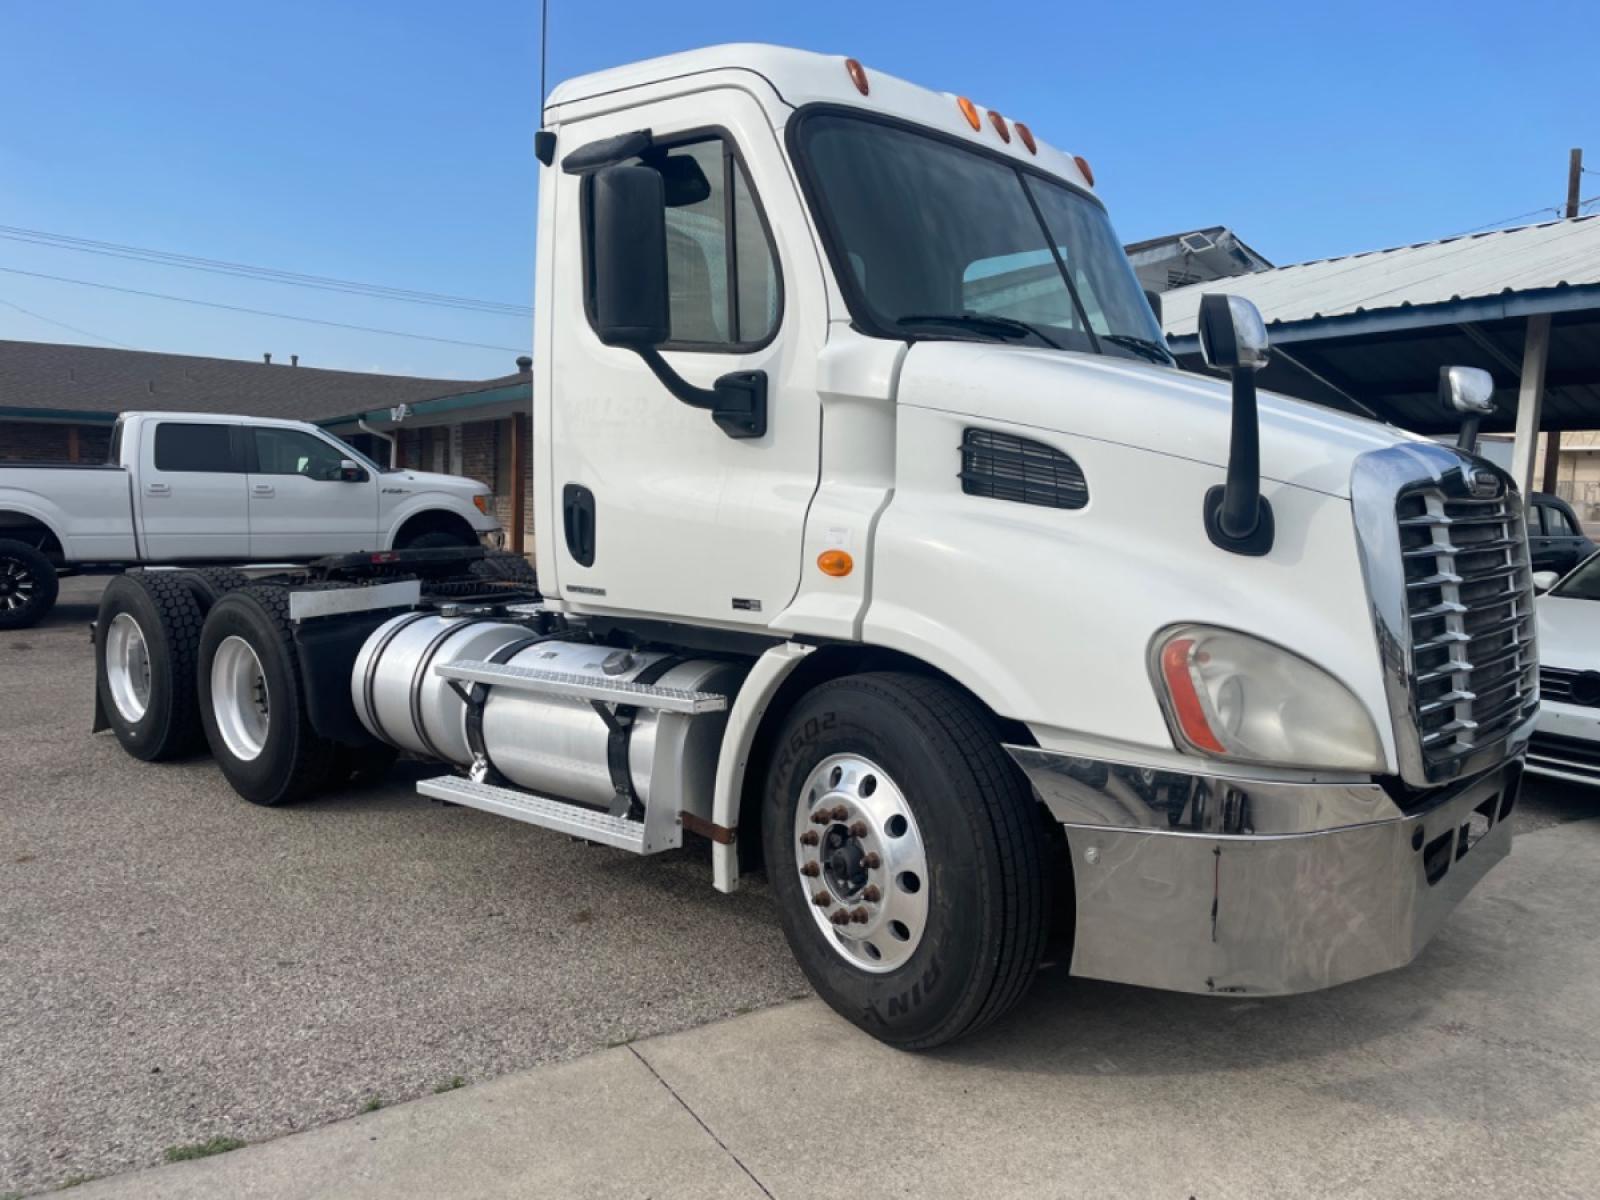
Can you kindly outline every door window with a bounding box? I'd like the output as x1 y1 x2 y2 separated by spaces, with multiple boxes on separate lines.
154 423 237 472
1544 504 1578 537
586 135 782 350
252 428 347 481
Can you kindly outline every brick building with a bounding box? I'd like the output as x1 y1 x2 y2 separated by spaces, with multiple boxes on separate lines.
0 339 536 552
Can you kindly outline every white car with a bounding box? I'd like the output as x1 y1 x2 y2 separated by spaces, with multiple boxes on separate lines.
1531 551 1600 784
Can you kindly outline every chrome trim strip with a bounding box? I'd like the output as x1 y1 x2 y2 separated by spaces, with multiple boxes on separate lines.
287 579 421 621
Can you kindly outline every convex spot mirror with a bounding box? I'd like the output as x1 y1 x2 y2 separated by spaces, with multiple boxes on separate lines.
1440 365 1495 415
1198 294 1270 371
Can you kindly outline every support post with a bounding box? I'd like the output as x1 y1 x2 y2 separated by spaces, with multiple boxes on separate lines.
67 425 80 463
1510 314 1552 500
510 412 527 556
1542 430 1563 494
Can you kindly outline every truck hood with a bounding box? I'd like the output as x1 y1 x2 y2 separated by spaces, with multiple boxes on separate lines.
896 342 1420 498
384 468 487 495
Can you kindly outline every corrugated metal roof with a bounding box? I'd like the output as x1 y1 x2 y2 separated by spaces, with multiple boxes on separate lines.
1161 216 1600 339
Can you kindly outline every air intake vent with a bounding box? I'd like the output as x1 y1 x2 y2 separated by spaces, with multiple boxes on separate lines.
960 429 1087 510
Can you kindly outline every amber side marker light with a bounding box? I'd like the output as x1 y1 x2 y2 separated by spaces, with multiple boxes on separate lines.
988 111 1011 143
1159 638 1225 754
845 58 869 96
1073 154 1096 187
818 549 854 577
1014 122 1037 154
957 96 981 131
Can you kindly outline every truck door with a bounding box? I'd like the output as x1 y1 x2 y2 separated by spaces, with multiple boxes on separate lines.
544 88 825 625
137 419 250 560
245 425 380 559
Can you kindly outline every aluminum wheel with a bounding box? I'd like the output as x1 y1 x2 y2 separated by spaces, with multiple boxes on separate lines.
793 753 930 973
104 612 152 723
0 555 37 612
211 635 271 762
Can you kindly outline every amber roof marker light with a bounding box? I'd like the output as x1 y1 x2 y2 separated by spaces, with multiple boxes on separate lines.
1014 122 1037 154
1074 154 1096 187
987 111 1011 143
956 96 981 131
844 58 869 96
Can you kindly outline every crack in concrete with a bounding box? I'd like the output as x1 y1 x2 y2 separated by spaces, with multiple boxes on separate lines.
628 1045 774 1199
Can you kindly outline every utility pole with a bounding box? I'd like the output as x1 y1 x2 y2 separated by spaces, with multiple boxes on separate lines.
1539 147 1582 495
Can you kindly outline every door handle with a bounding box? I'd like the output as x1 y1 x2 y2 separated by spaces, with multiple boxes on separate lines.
145 482 170 496
252 484 275 498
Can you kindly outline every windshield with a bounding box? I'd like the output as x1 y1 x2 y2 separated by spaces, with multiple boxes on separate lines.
1552 550 1600 601
793 112 1171 364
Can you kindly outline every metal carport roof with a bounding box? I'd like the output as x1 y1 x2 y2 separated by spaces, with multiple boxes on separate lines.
1159 216 1600 445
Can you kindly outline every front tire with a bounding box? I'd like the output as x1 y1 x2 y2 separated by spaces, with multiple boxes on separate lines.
198 584 338 805
0 538 60 630
762 672 1055 1049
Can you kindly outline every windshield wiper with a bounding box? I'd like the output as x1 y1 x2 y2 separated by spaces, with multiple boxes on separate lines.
1101 333 1174 365
897 312 1061 349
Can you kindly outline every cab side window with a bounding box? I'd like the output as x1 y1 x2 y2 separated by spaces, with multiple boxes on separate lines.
153 423 237 472
587 134 781 350
253 428 346 481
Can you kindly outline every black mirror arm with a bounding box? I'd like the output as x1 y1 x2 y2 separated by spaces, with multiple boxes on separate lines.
636 347 768 440
1203 367 1275 556
1456 412 1483 454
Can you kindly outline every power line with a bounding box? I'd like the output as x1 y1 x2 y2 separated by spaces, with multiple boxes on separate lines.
0 225 533 317
0 296 138 350
0 265 528 353
1449 204 1565 237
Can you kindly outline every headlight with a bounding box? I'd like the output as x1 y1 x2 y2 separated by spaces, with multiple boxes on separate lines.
1150 625 1383 771
472 493 491 514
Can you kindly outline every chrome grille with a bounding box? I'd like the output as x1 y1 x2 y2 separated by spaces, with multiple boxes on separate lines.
1396 487 1539 774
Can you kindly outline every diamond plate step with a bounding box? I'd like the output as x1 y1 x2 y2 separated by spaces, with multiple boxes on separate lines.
416 775 677 854
433 660 728 713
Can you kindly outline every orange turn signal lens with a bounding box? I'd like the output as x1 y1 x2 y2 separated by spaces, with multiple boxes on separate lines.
1073 154 1095 187
844 58 869 96
473 494 491 514
1014 121 1037 154
1159 637 1224 754
817 549 854 577
987 110 1011 143
957 96 980 131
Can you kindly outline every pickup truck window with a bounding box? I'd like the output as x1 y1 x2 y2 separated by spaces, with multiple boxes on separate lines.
792 110 1171 365
585 134 780 351
253 427 347 481
1538 502 1579 538
154 423 238 473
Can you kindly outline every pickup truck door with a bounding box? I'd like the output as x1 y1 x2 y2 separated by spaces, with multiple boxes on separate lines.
136 420 250 560
545 88 824 625
245 426 380 558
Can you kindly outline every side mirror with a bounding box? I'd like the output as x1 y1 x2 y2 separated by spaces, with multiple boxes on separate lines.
1196 293 1273 556
339 459 368 483
1532 570 1560 593
590 164 670 348
1441 365 1495 454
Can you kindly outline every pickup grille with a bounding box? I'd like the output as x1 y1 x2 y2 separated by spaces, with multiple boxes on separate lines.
1397 487 1538 773
1540 666 1600 708
960 429 1088 510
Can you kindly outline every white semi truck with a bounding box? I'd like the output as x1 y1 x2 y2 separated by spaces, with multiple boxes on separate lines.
91 45 1537 1048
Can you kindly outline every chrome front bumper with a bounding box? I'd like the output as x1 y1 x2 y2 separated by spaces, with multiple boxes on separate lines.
1008 746 1523 996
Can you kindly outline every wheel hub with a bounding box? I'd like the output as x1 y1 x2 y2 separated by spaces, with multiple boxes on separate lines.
793 753 929 973
104 612 153 723
212 635 271 762
0 559 33 609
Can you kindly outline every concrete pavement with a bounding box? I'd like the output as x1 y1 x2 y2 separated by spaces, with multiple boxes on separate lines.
66 817 1600 1200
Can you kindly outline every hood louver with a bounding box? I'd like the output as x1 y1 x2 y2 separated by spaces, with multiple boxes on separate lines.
960 428 1088 510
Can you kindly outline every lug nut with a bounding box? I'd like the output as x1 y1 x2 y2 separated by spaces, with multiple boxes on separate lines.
800 830 820 846
862 884 881 902
812 891 833 908
830 909 852 926
863 852 881 870
830 805 850 822
851 907 870 924
811 810 831 826
848 820 868 839
800 861 820 877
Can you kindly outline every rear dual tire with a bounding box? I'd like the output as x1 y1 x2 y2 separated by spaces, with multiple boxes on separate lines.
95 572 207 760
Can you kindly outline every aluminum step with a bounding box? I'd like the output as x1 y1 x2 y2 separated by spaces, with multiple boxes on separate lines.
434 660 728 714
417 775 680 854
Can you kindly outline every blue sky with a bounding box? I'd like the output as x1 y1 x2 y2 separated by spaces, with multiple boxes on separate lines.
0 0 1592 380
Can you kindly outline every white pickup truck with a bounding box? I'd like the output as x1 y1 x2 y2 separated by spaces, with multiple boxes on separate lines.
0 411 502 627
